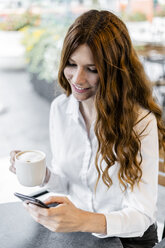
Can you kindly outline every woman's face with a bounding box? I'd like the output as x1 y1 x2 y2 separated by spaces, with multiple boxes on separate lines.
64 44 99 102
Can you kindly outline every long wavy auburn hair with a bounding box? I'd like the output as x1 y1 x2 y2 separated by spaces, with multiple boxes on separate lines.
58 10 165 191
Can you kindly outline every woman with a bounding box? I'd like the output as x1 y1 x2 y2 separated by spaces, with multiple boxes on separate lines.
10 10 165 247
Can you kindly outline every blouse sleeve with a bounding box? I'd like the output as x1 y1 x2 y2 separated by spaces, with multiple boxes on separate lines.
45 100 69 194
93 111 159 238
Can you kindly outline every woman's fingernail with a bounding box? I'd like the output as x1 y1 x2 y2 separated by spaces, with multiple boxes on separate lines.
29 203 36 209
23 202 27 208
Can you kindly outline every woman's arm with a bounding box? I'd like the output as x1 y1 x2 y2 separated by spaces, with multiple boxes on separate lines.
42 97 69 194
24 195 107 234
41 165 69 194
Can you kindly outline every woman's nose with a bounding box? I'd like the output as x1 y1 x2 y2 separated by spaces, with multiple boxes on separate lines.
73 68 86 84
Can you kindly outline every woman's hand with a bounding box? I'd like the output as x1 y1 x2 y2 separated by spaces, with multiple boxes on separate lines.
23 196 107 234
24 196 85 232
9 150 21 174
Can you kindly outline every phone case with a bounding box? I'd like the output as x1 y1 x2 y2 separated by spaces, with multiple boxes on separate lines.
14 192 59 208
14 192 49 208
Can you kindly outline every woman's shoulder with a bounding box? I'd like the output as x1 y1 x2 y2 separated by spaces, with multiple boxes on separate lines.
134 105 157 131
136 105 156 122
51 93 68 105
50 94 70 111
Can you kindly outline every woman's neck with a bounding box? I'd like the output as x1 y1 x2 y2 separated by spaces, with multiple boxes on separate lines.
79 98 96 133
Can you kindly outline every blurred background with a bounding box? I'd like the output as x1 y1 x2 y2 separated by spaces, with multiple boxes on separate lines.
0 0 165 238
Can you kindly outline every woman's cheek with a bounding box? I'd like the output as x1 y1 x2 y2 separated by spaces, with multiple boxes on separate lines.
63 67 68 78
64 67 72 80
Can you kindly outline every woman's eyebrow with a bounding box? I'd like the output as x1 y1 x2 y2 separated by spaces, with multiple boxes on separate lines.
69 58 96 66
69 58 76 62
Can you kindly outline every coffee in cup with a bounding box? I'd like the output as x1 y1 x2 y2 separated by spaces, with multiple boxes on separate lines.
15 150 46 187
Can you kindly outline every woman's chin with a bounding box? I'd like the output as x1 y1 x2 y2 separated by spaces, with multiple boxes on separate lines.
72 92 89 102
72 92 90 102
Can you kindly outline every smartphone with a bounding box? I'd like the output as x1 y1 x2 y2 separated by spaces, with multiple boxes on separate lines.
14 192 59 208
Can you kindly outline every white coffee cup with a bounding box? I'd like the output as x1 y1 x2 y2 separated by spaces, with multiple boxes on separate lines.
15 150 46 187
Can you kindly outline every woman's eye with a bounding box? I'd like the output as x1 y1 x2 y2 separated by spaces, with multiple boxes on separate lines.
67 61 77 67
88 68 98 73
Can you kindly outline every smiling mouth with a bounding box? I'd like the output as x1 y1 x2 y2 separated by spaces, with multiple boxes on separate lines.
72 84 90 93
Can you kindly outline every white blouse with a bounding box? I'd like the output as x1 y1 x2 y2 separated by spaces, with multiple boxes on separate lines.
46 94 159 238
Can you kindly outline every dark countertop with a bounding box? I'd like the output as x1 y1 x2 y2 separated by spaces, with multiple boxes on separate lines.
0 202 123 248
